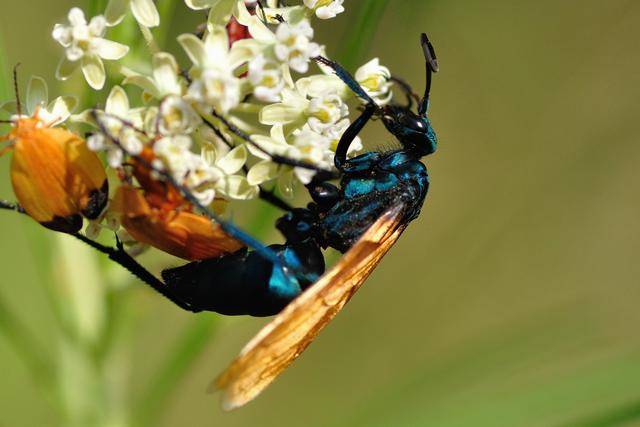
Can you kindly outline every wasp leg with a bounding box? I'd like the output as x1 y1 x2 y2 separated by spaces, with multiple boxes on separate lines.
389 76 421 110
210 110 339 180
199 115 294 212
0 200 200 312
81 234 201 313
313 56 378 106
312 56 381 170
92 112 300 275
259 190 293 212
334 103 377 170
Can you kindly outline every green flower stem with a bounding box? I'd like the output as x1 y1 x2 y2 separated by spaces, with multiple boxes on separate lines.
336 0 390 70
134 315 219 427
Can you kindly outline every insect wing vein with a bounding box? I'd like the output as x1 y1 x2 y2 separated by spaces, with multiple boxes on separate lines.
214 205 407 410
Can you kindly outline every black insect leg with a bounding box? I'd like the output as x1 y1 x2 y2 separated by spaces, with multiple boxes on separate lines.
211 110 339 181
78 234 201 313
312 56 381 170
199 115 294 212
92 111 291 272
313 56 378 106
334 103 376 170
389 76 420 110
0 200 199 312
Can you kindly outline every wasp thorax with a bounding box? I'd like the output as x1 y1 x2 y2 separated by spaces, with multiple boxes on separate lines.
6 117 108 233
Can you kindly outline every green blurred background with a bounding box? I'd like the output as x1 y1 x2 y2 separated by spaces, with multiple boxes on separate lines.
2 0 640 426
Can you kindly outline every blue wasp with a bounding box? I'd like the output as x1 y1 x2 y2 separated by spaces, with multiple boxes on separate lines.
0 33 439 409
112 33 437 318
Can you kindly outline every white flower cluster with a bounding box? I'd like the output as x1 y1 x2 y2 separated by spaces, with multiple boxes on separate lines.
36 0 396 241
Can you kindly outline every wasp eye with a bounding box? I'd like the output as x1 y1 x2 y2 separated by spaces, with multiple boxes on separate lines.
400 114 428 133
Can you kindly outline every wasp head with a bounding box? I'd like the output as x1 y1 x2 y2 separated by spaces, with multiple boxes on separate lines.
381 105 437 157
380 33 438 158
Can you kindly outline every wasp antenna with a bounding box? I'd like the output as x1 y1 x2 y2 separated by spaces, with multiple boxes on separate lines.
421 33 439 73
419 33 438 116
13 63 22 118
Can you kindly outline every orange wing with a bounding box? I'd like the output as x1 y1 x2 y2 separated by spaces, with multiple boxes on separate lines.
214 205 407 410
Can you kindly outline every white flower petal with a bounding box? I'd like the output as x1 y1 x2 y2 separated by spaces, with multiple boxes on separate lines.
217 144 247 175
131 0 160 27
206 0 235 26
26 76 49 115
294 166 316 184
93 38 129 60
107 147 124 168
68 8 87 27
204 26 230 67
48 96 77 124
178 33 206 67
52 24 72 47
185 0 217 11
123 75 159 99
56 57 78 81
298 74 348 99
247 160 279 185
227 39 262 70
260 103 304 126
81 55 106 90
105 0 128 26
152 53 181 96
70 109 95 125
234 0 253 25
89 16 107 37
218 175 259 200
270 124 286 143
105 86 130 117
246 16 276 43
277 170 295 199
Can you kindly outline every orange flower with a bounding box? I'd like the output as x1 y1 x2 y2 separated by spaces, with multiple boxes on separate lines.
3 117 108 233
112 185 244 260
